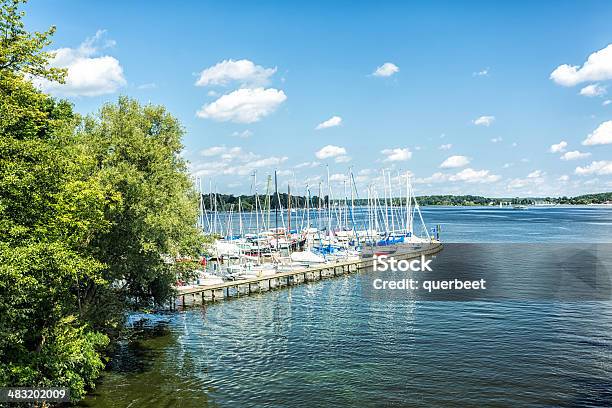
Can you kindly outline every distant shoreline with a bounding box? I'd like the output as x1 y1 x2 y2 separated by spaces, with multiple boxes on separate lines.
203 192 612 211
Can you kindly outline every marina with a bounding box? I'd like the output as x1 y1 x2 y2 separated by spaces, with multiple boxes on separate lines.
173 169 443 307
174 242 443 306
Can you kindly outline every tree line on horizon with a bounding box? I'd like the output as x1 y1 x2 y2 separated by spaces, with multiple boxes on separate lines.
202 192 612 211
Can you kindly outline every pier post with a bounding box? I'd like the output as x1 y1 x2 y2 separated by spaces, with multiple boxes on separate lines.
182 295 185 306
211 290 215 301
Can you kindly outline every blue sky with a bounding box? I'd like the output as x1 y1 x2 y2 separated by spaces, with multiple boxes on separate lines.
24 0 612 197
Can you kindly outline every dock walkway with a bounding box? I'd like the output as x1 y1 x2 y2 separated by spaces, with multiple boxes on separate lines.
173 243 443 307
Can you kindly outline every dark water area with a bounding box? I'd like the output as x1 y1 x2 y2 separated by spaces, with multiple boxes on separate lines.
82 207 612 407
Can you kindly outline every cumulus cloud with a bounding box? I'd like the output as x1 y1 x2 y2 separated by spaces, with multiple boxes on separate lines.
490 137 503 143
440 155 470 169
582 120 612 145
508 171 546 189
575 161 612 176
335 155 351 163
415 172 448 184
558 175 570 182
579 83 607 97
231 130 253 138
549 141 568 153
550 44 612 87
195 59 277 87
381 148 412 162
196 87 286 123
449 168 501 183
32 30 126 97
295 161 320 169
315 145 347 160
473 115 495 126
561 150 591 160
604 99 612 106
137 82 156 90
329 173 347 182
439 144 452 150
473 68 489 77
192 146 287 177
316 116 342 130
372 62 399 77
527 170 545 178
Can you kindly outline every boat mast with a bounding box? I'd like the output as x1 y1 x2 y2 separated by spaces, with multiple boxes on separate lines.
388 171 395 234
382 169 389 234
238 197 243 237
306 184 310 228
327 165 332 240
287 183 291 232
274 170 279 251
254 171 259 234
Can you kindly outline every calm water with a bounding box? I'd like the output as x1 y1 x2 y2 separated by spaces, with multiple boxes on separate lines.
83 207 612 407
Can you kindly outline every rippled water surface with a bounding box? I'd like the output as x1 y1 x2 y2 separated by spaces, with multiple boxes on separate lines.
83 207 612 407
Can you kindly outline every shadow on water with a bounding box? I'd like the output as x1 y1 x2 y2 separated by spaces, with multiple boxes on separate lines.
79 316 214 408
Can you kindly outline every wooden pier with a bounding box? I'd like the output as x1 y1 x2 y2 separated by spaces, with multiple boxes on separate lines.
172 243 443 308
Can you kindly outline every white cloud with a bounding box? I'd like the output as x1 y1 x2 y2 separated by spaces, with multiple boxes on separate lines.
335 155 351 163
508 171 546 189
558 175 570 182
315 145 347 160
295 161 321 169
439 144 452 150
579 83 607 97
415 172 448 184
490 137 503 143
604 99 612 106
32 30 126 97
507 178 530 189
329 173 347 182
381 148 412 162
196 88 286 123
561 150 591 160
195 59 277 87
440 155 470 169
449 168 501 183
575 160 612 176
473 68 489 77
582 120 612 145
231 129 253 138
137 82 156 90
549 140 568 153
503 163 513 168
550 44 612 87
316 115 342 130
473 115 495 126
201 146 233 157
372 62 399 77
192 146 287 177
527 170 545 178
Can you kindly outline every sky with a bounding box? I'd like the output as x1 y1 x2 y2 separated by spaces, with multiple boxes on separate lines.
23 0 612 198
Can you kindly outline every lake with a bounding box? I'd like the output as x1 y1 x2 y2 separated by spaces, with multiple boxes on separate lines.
82 206 612 407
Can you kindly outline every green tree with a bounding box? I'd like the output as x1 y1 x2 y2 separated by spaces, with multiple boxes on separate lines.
80 97 204 309
1 0 204 401
0 30 111 403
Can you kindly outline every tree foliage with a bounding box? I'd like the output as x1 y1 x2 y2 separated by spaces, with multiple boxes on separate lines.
0 1 204 401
